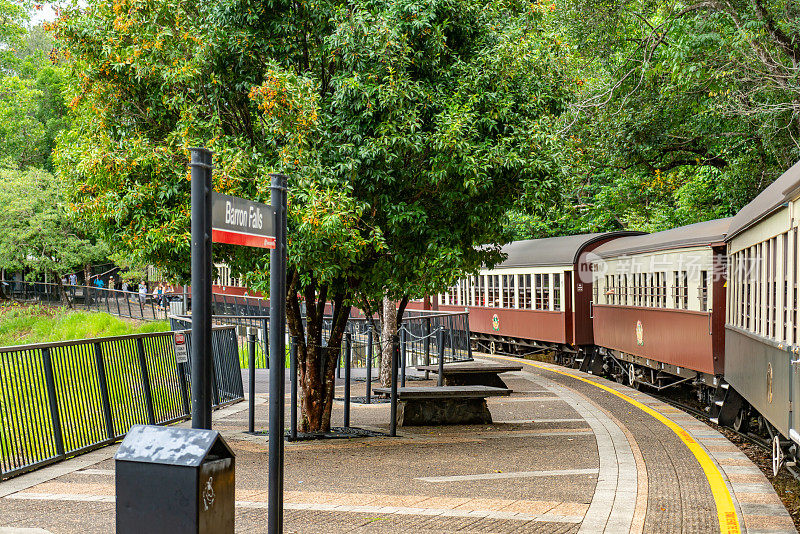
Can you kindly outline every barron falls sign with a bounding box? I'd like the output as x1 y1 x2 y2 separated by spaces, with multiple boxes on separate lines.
212 192 276 249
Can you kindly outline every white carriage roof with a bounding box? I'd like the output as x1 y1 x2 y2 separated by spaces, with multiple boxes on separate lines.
592 218 732 259
496 232 643 268
726 159 800 240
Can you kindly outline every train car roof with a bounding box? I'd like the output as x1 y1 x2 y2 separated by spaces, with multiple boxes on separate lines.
592 218 732 259
496 232 644 268
726 160 800 240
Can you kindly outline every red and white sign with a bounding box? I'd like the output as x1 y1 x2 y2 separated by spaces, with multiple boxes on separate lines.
212 192 276 249
174 332 189 363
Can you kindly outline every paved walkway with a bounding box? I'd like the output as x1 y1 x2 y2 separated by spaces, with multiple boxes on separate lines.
0 356 796 533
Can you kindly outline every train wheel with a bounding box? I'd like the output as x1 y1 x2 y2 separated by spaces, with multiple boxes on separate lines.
628 363 639 389
732 407 750 433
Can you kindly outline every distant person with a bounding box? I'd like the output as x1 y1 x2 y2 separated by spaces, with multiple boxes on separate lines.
69 273 77 286
93 277 104 289
138 282 147 305
121 281 129 293
156 283 165 308
108 276 115 290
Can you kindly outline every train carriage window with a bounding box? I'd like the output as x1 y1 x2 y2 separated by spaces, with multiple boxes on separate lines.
523 274 533 309
621 274 628 305
681 271 688 309
647 273 653 307
700 271 708 312
476 275 484 307
794 227 798 344
542 274 551 310
673 271 680 308
553 273 561 311
604 275 610 305
660 272 668 307
489 275 500 307
468 276 476 306
502 274 514 308
771 237 777 338
593 274 599 304
535 274 543 309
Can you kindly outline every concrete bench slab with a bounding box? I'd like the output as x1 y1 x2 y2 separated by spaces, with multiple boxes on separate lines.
415 362 524 388
373 386 511 426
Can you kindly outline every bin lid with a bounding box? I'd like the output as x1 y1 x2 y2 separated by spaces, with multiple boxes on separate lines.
115 425 234 467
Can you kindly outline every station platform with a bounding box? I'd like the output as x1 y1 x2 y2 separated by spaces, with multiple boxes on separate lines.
0 356 796 533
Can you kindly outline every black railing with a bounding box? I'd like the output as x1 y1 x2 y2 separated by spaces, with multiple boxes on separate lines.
0 326 243 480
3 280 174 322
171 310 472 370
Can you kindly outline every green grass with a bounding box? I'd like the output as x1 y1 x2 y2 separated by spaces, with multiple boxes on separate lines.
0 303 169 347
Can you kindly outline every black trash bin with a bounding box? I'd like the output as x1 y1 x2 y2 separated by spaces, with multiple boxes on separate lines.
115 425 235 534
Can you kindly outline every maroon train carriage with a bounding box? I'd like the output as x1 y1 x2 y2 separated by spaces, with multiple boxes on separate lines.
434 232 642 361
719 161 800 443
586 218 731 391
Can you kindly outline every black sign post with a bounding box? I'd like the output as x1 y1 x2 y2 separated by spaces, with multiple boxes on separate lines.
268 173 287 534
189 147 213 430
189 147 287 532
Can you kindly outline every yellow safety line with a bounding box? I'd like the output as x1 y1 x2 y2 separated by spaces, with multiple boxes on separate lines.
492 355 741 534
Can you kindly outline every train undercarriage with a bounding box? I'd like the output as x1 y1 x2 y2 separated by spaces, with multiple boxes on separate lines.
472 332 800 476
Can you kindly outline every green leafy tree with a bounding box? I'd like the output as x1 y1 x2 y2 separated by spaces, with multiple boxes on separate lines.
55 0 568 430
0 167 108 301
518 0 800 233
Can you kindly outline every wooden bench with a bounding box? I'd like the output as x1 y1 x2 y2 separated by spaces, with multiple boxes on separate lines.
416 362 523 388
372 386 511 426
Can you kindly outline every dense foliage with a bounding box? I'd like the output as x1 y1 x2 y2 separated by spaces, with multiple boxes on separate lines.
0 167 108 288
522 0 800 235
53 0 569 429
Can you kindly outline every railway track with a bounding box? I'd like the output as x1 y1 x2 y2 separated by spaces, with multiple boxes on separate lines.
651 390 800 483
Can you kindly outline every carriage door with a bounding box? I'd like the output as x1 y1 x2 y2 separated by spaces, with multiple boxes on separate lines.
564 271 573 345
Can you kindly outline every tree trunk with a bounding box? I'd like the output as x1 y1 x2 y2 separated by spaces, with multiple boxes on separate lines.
380 295 398 387
55 270 70 308
285 270 351 432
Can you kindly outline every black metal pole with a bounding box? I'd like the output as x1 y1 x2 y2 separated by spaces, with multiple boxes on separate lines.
268 172 287 534
290 336 298 441
189 147 213 430
424 317 430 379
365 328 372 404
248 328 256 433
336 344 342 379
437 327 445 387
464 308 473 360
400 327 406 387
344 332 351 428
390 334 399 437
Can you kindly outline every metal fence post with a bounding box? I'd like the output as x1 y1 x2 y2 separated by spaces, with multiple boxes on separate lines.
135 338 157 425
247 328 256 433
344 332 351 428
290 336 298 441
464 308 473 361
424 317 431 379
41 347 65 459
390 334 399 437
93 342 116 441
365 328 372 404
400 327 406 388
437 327 445 387
336 342 342 379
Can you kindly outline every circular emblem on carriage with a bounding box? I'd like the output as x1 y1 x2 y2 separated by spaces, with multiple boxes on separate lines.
492 314 500 331
767 363 773 404
636 320 644 346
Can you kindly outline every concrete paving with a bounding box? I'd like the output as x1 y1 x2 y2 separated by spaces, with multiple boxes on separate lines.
0 356 795 533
